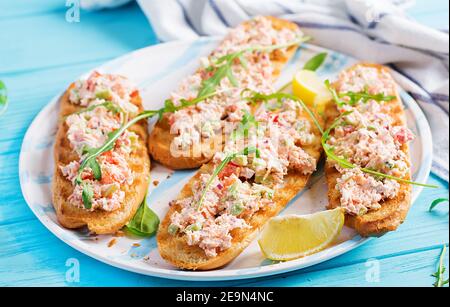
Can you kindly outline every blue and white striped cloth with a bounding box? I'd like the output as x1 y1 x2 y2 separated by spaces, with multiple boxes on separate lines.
82 0 449 181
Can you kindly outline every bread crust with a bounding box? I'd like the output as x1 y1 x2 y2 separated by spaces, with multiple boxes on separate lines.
157 112 323 270
52 85 150 235
149 16 301 170
325 63 412 237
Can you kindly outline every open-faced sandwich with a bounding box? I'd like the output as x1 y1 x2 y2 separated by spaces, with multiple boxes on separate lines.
324 63 414 236
157 85 323 269
149 16 305 169
52 72 150 234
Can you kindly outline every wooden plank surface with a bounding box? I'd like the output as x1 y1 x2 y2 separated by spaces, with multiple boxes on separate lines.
0 0 448 287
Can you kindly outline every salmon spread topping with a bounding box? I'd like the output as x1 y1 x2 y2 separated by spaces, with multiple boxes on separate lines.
168 16 303 150
69 71 139 114
60 72 139 212
168 99 317 257
329 65 414 216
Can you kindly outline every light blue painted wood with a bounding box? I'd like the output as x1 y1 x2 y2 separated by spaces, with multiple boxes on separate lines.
0 3 157 74
0 0 63 19
0 0 448 287
406 0 449 30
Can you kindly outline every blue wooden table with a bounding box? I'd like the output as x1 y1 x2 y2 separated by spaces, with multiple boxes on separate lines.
0 0 448 287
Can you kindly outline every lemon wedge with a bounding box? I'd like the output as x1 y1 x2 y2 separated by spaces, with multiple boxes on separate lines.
258 208 344 261
292 69 332 113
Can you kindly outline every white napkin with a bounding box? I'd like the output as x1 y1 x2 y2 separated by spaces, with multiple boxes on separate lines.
83 0 450 181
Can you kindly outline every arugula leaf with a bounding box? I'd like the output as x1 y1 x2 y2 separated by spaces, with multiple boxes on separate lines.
81 182 94 209
429 198 449 212
197 51 244 98
322 113 439 188
158 90 223 120
0 80 8 116
231 110 259 140
432 245 449 287
196 146 261 210
324 79 396 107
343 88 396 106
303 52 328 71
197 37 309 101
87 158 102 180
243 90 324 135
75 109 158 185
324 80 345 107
125 194 160 237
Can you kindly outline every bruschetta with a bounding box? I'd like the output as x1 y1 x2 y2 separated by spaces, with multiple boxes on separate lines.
324 63 413 236
157 95 323 270
149 16 304 169
52 72 150 234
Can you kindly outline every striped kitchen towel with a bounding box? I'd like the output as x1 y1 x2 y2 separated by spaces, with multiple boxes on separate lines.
84 0 450 181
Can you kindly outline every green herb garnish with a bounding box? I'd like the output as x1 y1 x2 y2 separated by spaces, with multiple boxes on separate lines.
196 146 261 210
125 194 160 237
156 90 221 120
197 51 245 98
243 90 324 134
81 182 94 210
231 110 259 140
0 80 8 116
198 37 310 99
324 80 396 107
429 198 449 212
303 52 328 71
432 245 449 287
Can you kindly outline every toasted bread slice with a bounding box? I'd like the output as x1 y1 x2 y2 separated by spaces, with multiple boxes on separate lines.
52 85 150 235
149 16 301 170
325 63 412 237
157 112 323 270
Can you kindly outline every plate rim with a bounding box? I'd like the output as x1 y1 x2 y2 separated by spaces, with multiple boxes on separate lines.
19 38 433 281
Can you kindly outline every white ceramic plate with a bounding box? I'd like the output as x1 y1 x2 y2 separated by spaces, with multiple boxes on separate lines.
19 38 433 281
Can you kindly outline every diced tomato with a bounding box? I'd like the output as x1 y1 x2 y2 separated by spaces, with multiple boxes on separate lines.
393 127 414 144
218 163 239 179
227 104 238 112
81 172 93 180
102 151 115 164
130 90 139 98
101 172 114 184
273 115 279 123
221 176 236 188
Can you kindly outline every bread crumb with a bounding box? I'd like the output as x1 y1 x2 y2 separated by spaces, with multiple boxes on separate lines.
133 243 141 247
114 230 125 237
107 238 117 248
153 180 160 186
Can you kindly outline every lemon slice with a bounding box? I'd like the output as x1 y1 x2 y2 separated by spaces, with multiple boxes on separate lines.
258 208 344 261
292 69 332 113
